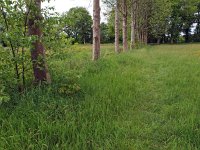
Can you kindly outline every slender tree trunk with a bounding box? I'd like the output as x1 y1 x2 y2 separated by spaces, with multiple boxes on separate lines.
144 8 148 45
130 0 136 49
115 0 120 53
144 28 148 44
92 0 101 60
1 6 22 91
157 38 161 44
162 34 165 44
135 0 139 43
28 0 51 84
83 35 86 44
122 0 128 51
140 31 143 43
185 28 190 43
170 34 174 44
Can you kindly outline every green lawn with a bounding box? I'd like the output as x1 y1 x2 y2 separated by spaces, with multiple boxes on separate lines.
1 44 200 149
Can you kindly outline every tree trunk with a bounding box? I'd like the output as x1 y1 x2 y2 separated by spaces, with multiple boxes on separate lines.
135 0 139 43
28 0 51 84
144 29 148 44
83 35 86 44
115 0 120 53
185 28 189 43
92 0 101 60
170 34 174 44
122 0 128 51
130 0 136 49
144 7 148 45
162 34 165 44
157 38 161 44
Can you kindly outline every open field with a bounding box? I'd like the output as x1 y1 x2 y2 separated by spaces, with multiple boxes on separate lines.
1 44 200 149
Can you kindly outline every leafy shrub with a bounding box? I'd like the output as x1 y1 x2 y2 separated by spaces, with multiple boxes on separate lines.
0 83 10 105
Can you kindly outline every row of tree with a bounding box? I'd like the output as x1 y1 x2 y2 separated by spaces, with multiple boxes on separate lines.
52 0 200 52
103 0 200 52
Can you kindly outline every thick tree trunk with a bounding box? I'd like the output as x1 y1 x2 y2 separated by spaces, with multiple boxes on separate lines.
92 0 101 60
115 0 120 53
122 0 128 51
130 0 136 49
28 0 51 84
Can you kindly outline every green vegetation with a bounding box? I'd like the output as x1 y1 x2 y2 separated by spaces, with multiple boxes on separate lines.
1 0 199 149
62 7 92 44
1 44 200 149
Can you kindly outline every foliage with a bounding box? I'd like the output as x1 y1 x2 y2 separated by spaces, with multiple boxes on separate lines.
0 0 34 89
0 0 72 95
62 7 92 44
0 83 10 105
167 0 182 43
101 22 115 43
149 0 172 41
42 11 74 50
104 0 200 44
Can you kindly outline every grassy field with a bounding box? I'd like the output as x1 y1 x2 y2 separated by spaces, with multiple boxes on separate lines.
1 43 200 149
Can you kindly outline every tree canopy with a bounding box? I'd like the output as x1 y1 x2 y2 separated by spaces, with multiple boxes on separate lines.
62 7 92 44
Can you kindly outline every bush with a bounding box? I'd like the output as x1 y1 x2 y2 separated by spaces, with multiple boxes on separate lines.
0 83 10 105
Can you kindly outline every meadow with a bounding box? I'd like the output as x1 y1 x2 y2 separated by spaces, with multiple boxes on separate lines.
1 43 200 149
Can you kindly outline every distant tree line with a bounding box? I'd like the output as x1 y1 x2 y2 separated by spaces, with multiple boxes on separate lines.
103 0 200 49
56 0 200 47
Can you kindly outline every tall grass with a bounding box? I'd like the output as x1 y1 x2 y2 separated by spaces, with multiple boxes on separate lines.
1 44 200 149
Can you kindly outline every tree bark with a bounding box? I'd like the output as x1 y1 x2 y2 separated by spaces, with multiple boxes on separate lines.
122 0 128 51
92 0 101 61
130 0 136 49
135 0 139 43
28 0 51 84
115 0 120 53
144 6 148 45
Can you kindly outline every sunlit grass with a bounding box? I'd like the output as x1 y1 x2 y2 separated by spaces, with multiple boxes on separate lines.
1 43 200 149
